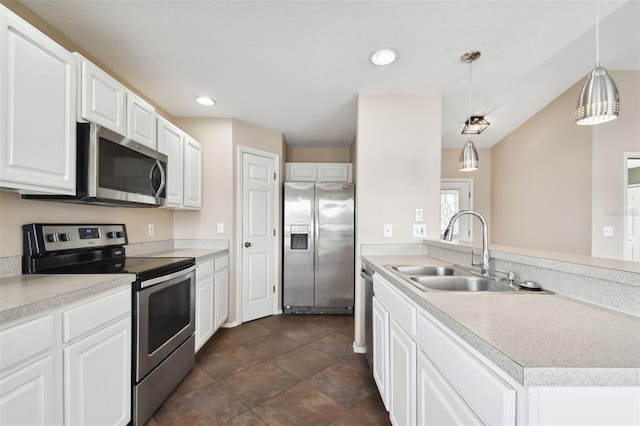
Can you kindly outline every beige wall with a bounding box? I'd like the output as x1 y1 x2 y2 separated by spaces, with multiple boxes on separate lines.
0 192 174 256
355 93 442 346
491 70 639 259
491 78 593 255
441 147 491 243
285 146 351 163
175 118 284 325
591 71 640 259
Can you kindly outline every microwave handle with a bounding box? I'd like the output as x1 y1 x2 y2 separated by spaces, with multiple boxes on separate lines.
149 160 166 198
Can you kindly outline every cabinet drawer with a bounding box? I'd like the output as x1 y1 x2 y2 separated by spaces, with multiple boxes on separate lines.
214 255 228 272
63 288 131 343
416 311 516 425
0 315 54 372
197 260 214 279
373 274 416 335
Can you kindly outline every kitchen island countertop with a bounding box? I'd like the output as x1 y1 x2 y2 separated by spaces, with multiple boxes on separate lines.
363 254 640 387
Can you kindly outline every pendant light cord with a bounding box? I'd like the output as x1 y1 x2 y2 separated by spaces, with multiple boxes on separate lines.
467 58 472 141
595 0 600 66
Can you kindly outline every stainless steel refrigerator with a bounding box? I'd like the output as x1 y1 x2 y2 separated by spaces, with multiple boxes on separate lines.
283 182 354 314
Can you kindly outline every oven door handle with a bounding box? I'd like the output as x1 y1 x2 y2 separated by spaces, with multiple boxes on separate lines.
139 265 197 289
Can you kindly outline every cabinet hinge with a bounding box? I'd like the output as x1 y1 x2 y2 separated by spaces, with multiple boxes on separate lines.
274 172 277 181
273 229 276 237
273 285 276 293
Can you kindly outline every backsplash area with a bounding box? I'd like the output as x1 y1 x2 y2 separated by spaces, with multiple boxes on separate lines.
423 240 640 317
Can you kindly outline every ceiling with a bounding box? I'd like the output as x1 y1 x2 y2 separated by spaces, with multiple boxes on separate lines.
19 0 640 148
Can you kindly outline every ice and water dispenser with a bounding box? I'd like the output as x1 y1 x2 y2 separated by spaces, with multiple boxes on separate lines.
290 225 309 250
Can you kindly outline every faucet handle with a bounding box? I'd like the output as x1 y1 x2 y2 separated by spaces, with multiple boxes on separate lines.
495 270 516 283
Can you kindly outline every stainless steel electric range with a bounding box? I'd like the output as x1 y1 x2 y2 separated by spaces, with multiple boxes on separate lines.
23 223 196 425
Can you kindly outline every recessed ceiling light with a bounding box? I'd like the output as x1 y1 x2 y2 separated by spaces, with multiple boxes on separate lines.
370 48 398 66
195 96 216 106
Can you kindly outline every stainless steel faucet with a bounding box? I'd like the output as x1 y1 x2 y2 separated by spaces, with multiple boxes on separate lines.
443 210 490 275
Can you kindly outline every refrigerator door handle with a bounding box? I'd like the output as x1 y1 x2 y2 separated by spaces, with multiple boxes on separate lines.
315 190 320 271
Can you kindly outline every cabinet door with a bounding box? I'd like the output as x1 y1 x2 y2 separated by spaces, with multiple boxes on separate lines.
0 7 76 195
77 54 126 136
285 163 317 181
183 135 202 209
0 355 57 426
195 275 215 352
64 318 131 426
389 317 416 426
372 297 389 410
214 269 229 330
157 117 184 207
126 92 156 149
317 164 351 183
417 349 482 426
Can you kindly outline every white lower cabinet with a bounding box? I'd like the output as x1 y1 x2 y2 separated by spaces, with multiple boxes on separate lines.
195 260 215 352
63 318 131 426
195 254 229 353
388 317 416 426
372 297 389 409
417 349 482 426
0 285 132 426
0 355 56 425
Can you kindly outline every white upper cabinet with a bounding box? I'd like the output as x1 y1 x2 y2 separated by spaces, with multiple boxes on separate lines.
157 117 202 210
285 163 352 183
0 5 76 195
75 53 126 136
183 135 202 209
157 117 184 207
126 92 156 149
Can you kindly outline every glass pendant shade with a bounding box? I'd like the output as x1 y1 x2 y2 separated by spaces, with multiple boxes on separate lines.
575 66 619 125
459 140 479 171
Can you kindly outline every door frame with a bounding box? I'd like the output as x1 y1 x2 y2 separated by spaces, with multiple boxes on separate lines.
440 178 474 241
622 152 640 261
235 146 281 324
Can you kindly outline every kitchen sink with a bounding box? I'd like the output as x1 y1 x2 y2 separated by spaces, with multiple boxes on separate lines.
409 275 518 292
390 265 459 276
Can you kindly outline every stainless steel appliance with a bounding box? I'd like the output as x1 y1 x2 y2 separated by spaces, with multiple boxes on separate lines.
23 123 167 207
22 223 195 425
283 182 354 314
361 263 374 370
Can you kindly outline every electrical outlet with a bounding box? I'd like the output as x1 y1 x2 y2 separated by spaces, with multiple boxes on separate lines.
413 224 426 238
414 208 424 222
217 223 224 233
148 223 155 236
603 226 614 237
384 224 393 238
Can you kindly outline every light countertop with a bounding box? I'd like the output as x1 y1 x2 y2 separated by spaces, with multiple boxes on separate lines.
363 255 640 387
0 248 227 325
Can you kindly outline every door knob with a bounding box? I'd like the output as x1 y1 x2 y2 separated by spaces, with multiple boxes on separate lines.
244 242 251 248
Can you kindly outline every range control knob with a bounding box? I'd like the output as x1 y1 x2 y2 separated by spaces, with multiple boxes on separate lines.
60 233 72 241
46 233 59 242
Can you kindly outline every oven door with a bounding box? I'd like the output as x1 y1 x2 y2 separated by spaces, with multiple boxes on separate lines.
134 265 196 381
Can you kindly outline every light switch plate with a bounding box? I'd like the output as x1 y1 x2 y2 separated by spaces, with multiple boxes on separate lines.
603 226 614 237
217 223 224 233
413 224 426 238
414 208 424 222
384 224 392 238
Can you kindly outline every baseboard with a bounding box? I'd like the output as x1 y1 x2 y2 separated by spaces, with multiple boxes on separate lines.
352 342 367 354
221 320 241 328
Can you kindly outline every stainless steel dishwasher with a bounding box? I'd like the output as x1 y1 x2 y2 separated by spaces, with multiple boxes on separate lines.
361 263 375 371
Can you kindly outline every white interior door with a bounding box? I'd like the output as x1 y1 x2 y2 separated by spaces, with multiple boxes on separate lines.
440 179 472 241
624 185 640 262
241 151 277 322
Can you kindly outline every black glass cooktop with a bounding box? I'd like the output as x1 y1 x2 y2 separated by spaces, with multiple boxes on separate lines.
41 256 194 280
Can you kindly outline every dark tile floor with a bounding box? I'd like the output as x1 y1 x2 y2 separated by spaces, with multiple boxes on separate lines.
146 314 390 426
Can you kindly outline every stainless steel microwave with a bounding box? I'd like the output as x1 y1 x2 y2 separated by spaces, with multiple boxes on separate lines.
24 123 167 207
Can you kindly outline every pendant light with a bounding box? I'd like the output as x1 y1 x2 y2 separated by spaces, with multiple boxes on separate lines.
459 51 480 171
575 0 619 125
